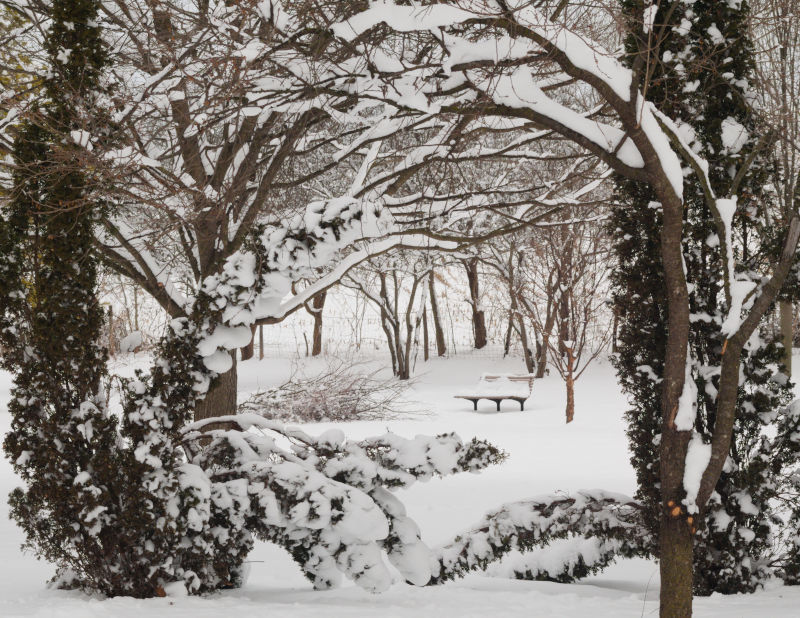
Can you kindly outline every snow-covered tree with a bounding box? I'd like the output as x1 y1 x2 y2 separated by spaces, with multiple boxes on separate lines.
322 3 800 615
0 1 521 595
0 0 134 594
611 0 800 594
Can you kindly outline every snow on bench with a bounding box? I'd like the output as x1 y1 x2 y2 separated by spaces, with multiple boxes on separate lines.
455 373 535 411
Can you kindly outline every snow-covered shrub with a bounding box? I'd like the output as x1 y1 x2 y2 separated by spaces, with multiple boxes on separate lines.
238 359 413 423
429 490 652 585
495 536 632 584
185 414 506 591
0 0 146 596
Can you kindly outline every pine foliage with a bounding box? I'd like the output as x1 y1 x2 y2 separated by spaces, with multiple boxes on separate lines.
0 0 131 594
429 490 651 585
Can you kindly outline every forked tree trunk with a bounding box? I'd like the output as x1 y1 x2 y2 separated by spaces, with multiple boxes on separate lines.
463 258 487 349
378 273 400 376
195 350 238 430
780 300 793 377
519 319 534 375
428 271 447 357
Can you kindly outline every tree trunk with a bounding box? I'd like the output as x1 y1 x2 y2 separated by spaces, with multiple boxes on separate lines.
258 324 264 360
565 374 575 423
534 334 544 377
519 318 534 375
534 275 557 379
503 315 513 357
564 347 575 423
780 300 793 377
378 273 400 376
108 306 116 357
655 184 693 618
659 516 694 618
395 318 408 379
558 286 570 357
195 350 238 430
240 325 256 360
510 289 534 374
423 307 429 361
463 258 487 349
429 270 447 356
310 290 327 357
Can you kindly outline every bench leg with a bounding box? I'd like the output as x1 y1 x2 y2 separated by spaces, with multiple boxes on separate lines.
495 399 501 412
520 400 525 411
472 399 478 411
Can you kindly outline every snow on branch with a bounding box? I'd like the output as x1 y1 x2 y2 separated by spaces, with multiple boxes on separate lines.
429 490 650 584
183 414 506 590
494 536 633 584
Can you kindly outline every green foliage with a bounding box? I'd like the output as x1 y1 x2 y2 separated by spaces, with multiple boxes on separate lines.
0 0 160 596
429 491 652 585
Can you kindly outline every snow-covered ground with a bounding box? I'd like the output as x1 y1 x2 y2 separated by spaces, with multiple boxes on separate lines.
2 353 800 617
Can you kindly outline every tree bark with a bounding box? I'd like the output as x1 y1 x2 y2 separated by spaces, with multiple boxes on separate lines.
653 183 693 618
401 273 423 381
565 374 574 423
422 307 429 361
310 290 327 357
659 515 694 618
195 351 238 430
378 273 400 376
503 315 513 357
780 300 793 377
240 325 256 360
512 298 534 374
463 258 487 349
535 273 557 378
428 270 447 356
564 347 575 423
108 306 116 357
506 252 534 374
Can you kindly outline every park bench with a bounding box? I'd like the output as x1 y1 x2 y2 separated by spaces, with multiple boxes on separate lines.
455 373 536 411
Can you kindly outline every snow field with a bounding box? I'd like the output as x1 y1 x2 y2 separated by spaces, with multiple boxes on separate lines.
1 353 799 616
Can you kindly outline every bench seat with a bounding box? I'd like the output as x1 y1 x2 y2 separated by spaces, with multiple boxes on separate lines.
455 374 535 411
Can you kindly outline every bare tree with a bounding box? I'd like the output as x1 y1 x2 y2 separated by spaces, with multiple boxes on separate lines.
481 238 535 372
345 254 431 379
532 211 612 423
752 0 800 377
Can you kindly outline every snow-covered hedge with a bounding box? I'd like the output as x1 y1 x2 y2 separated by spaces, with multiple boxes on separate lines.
430 490 652 585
